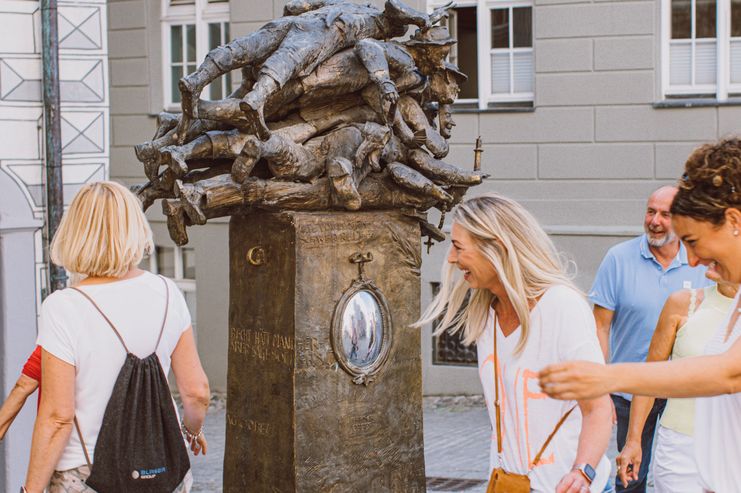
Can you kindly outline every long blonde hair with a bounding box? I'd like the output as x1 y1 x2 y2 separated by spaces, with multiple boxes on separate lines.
51 181 153 278
416 193 578 354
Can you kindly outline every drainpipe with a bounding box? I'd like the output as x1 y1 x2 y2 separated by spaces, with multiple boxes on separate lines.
41 0 67 294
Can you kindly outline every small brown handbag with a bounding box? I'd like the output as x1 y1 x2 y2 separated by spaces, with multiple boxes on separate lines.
486 314 576 493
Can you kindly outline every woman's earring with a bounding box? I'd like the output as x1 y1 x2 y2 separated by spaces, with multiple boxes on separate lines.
735 229 739 237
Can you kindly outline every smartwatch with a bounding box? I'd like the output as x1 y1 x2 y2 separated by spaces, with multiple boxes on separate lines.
573 463 596 484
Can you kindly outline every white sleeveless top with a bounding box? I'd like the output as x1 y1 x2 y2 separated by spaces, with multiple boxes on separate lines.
694 289 741 492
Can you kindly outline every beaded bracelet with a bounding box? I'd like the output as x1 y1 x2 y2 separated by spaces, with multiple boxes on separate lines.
181 420 204 442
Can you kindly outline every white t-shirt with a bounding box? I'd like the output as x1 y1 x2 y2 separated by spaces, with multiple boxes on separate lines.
37 271 191 470
695 289 741 493
477 285 610 493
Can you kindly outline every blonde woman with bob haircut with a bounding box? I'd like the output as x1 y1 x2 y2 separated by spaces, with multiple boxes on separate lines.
23 181 210 493
418 193 612 493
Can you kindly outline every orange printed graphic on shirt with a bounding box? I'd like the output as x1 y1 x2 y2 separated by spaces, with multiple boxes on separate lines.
523 369 555 468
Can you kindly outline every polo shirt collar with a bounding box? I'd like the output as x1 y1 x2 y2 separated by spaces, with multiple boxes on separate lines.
639 234 688 269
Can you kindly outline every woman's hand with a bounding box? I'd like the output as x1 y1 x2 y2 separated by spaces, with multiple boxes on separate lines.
616 440 642 486
539 360 613 400
188 433 208 456
556 469 591 493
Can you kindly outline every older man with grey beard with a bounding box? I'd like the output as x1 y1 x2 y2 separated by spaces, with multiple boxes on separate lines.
587 185 711 492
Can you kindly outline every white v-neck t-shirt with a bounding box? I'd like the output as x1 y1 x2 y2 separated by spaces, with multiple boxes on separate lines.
37 271 191 470
477 285 610 492
695 289 741 493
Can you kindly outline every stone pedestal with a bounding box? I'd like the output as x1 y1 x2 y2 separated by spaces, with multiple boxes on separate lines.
224 211 426 493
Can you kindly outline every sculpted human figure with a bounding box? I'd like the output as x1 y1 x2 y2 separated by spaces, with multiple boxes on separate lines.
175 0 451 142
146 24 455 151
437 104 455 139
324 122 391 210
146 103 380 185
130 0 487 247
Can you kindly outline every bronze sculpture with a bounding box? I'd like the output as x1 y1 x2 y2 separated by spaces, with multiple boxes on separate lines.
133 0 485 246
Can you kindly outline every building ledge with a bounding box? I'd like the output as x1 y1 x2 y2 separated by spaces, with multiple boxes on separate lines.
452 101 535 114
654 98 741 109
441 224 642 237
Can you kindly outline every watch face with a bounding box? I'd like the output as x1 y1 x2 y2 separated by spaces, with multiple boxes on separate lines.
584 464 596 481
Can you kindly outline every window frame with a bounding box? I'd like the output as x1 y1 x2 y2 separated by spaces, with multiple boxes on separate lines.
149 245 197 329
429 0 535 109
488 3 535 103
661 0 738 99
161 0 230 110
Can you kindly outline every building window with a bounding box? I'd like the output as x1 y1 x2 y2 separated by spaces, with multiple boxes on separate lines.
208 21 232 100
162 0 230 109
490 6 533 98
169 24 197 104
430 283 477 367
435 1 534 109
149 246 197 330
663 0 741 99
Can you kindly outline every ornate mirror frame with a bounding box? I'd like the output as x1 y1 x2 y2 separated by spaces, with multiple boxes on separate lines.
330 252 393 385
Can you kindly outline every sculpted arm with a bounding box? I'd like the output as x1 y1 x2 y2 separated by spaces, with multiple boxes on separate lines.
354 39 399 122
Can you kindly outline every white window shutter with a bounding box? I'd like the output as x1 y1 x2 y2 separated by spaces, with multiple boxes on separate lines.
694 40 717 85
513 51 533 93
670 41 692 85
491 52 510 93
731 39 741 84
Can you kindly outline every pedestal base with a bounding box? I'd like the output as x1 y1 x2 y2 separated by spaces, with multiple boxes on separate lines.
225 211 426 493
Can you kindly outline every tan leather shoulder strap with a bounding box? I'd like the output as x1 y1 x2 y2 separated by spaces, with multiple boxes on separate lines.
493 312 503 457
531 404 577 467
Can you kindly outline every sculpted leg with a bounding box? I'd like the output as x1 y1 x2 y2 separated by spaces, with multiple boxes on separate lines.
407 148 486 186
176 21 291 143
174 180 207 225
327 157 362 211
160 134 215 177
231 136 261 183
387 162 452 203
239 76 279 140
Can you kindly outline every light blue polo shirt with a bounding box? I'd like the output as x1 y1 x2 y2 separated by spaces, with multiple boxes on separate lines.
588 234 711 400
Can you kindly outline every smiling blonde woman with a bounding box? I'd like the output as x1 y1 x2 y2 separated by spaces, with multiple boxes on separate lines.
417 193 613 493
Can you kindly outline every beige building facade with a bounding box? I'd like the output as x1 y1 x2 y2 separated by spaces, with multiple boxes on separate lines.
107 0 741 395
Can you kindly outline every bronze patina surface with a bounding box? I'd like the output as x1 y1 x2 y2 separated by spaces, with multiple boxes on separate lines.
130 0 485 247
226 211 425 492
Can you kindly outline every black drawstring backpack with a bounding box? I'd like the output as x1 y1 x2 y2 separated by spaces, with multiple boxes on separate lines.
71 276 190 492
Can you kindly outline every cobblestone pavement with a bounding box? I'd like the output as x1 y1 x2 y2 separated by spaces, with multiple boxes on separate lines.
189 395 630 493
